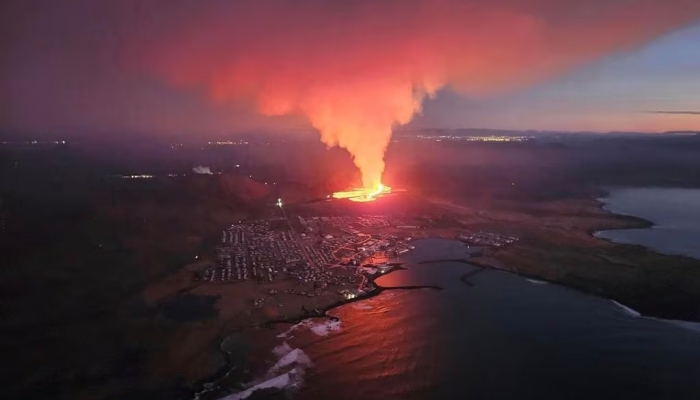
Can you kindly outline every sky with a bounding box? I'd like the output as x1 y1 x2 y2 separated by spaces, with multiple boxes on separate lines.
2 0 700 138
410 23 700 132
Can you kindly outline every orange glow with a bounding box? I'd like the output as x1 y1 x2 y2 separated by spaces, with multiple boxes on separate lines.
129 1 700 183
333 183 392 202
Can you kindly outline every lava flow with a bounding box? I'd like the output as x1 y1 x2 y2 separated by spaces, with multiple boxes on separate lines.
333 183 392 202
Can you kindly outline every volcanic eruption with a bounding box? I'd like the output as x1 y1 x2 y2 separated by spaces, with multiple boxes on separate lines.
122 0 700 200
333 183 392 203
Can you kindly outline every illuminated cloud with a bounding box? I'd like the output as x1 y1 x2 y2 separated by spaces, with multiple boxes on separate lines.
4 1 700 187
123 0 700 189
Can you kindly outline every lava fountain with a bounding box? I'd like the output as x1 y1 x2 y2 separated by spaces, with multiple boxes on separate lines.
333 183 392 202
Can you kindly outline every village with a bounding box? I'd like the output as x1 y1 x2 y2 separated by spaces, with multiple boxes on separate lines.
196 214 421 305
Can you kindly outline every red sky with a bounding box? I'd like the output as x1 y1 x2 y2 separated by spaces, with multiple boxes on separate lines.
3 0 700 138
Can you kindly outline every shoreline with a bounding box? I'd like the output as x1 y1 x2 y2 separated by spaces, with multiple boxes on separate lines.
590 188 700 265
192 263 425 399
204 245 700 400
195 189 700 398
587 187 655 236
591 190 700 262
469 190 700 323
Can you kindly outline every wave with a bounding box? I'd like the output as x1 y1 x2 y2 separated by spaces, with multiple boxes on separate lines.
660 319 700 333
310 319 342 336
277 318 343 339
351 303 374 310
272 342 293 358
220 368 303 400
276 320 309 339
610 300 641 317
526 278 548 285
220 346 312 399
269 348 312 374
610 300 700 333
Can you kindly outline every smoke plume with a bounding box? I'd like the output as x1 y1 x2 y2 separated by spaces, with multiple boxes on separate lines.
120 0 700 189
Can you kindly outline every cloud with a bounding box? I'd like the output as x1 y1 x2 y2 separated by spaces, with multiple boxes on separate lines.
4 0 700 186
124 0 700 188
647 111 700 115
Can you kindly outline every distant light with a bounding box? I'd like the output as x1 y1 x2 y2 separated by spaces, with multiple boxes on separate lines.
236 164 240 167
121 174 154 179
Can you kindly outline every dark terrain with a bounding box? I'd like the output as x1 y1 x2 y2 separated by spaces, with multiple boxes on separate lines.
2 131 700 399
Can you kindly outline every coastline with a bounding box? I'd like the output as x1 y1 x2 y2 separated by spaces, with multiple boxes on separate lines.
195 189 700 399
592 187 700 261
192 263 421 399
469 189 700 323
587 187 655 236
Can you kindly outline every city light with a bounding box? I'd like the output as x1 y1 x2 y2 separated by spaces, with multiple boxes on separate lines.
415 135 533 142
120 174 154 179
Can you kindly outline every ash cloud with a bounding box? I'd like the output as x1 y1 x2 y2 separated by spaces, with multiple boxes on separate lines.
4 0 700 188
124 0 700 189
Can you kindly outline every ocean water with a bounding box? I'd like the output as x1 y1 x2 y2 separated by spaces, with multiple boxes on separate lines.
254 239 700 400
596 187 700 260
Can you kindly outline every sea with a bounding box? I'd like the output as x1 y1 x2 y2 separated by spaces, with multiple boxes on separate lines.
595 187 700 260
229 238 700 400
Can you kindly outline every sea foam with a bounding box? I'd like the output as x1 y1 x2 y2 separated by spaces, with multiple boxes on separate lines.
310 320 342 336
526 278 548 285
277 318 342 338
221 369 297 400
611 300 641 317
276 320 308 338
269 348 312 373
272 342 293 358
220 347 312 400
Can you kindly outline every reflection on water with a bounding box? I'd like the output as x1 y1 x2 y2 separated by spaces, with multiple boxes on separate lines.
276 239 700 400
596 187 700 260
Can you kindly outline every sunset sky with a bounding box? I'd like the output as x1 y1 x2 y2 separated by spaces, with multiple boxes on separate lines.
412 23 700 132
3 0 700 137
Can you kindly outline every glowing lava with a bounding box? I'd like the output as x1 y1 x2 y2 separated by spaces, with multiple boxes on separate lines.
333 183 391 202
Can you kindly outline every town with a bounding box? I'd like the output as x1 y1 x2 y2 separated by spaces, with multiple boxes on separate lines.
196 214 420 300
457 231 519 247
